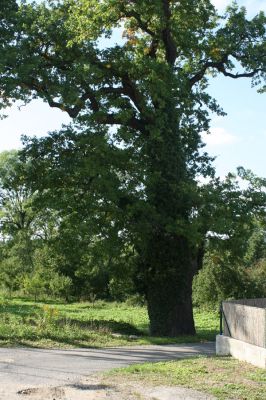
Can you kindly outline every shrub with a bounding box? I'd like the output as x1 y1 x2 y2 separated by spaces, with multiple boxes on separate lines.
192 254 265 309
23 272 46 301
49 273 73 301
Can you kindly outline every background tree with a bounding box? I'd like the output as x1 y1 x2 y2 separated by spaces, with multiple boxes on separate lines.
0 151 36 287
0 0 265 335
193 169 266 307
21 128 137 299
0 148 135 300
0 151 72 299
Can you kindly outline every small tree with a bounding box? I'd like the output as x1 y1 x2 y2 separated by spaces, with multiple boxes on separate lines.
0 256 21 297
23 272 46 301
49 273 73 302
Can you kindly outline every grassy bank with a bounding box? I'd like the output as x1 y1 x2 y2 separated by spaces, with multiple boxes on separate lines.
0 297 219 348
106 356 266 400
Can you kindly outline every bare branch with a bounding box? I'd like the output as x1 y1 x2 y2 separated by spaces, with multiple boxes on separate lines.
218 68 261 79
189 54 262 87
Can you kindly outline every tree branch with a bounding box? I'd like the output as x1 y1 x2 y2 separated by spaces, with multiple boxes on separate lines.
147 38 160 59
94 113 145 133
161 0 177 65
123 9 155 37
189 54 262 87
218 68 261 79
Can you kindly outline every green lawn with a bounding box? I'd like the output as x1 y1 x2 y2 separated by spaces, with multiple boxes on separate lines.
106 356 266 400
0 297 219 348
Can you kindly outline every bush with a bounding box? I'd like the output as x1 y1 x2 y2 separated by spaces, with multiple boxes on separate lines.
0 256 23 296
192 254 265 309
246 258 266 297
23 272 46 301
49 273 73 301
108 276 135 301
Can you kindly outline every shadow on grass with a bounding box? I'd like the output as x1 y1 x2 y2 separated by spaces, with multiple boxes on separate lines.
0 329 216 349
0 296 70 305
77 303 109 310
196 329 218 342
64 319 143 336
0 302 40 317
0 299 79 318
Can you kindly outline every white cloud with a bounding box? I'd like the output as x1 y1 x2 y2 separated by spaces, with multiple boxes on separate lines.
201 127 239 147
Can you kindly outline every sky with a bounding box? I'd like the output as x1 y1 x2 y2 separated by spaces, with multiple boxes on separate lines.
0 0 265 179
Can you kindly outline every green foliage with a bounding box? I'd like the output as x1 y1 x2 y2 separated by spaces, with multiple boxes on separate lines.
22 246 74 302
0 150 35 236
0 150 122 301
193 256 251 308
0 256 22 296
244 223 266 266
49 274 73 301
198 170 266 261
193 241 266 309
23 272 46 302
193 171 266 309
108 276 134 302
246 258 266 297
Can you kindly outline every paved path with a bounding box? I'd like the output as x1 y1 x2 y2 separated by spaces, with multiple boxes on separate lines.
0 342 215 399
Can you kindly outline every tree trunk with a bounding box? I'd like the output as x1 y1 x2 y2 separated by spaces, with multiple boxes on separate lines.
140 107 198 336
145 233 196 336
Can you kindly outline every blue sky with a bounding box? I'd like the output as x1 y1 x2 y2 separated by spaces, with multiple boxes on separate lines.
0 0 265 178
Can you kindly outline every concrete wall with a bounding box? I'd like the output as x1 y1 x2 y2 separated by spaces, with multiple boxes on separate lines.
216 335 266 369
222 299 266 348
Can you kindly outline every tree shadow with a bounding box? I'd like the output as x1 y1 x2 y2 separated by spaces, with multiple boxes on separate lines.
60 318 143 336
196 328 218 342
0 302 40 317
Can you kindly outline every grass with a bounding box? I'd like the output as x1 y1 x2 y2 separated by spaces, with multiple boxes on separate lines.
106 356 266 400
0 297 219 348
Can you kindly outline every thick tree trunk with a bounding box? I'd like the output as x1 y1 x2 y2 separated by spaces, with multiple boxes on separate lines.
140 107 198 336
148 291 195 336
147 237 195 337
145 233 196 336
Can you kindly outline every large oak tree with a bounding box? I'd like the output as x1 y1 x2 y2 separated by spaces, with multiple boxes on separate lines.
0 0 265 335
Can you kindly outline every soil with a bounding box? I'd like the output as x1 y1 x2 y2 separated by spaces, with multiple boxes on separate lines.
6 375 216 400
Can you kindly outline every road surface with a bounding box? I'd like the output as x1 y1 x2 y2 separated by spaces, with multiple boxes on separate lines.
0 342 215 399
